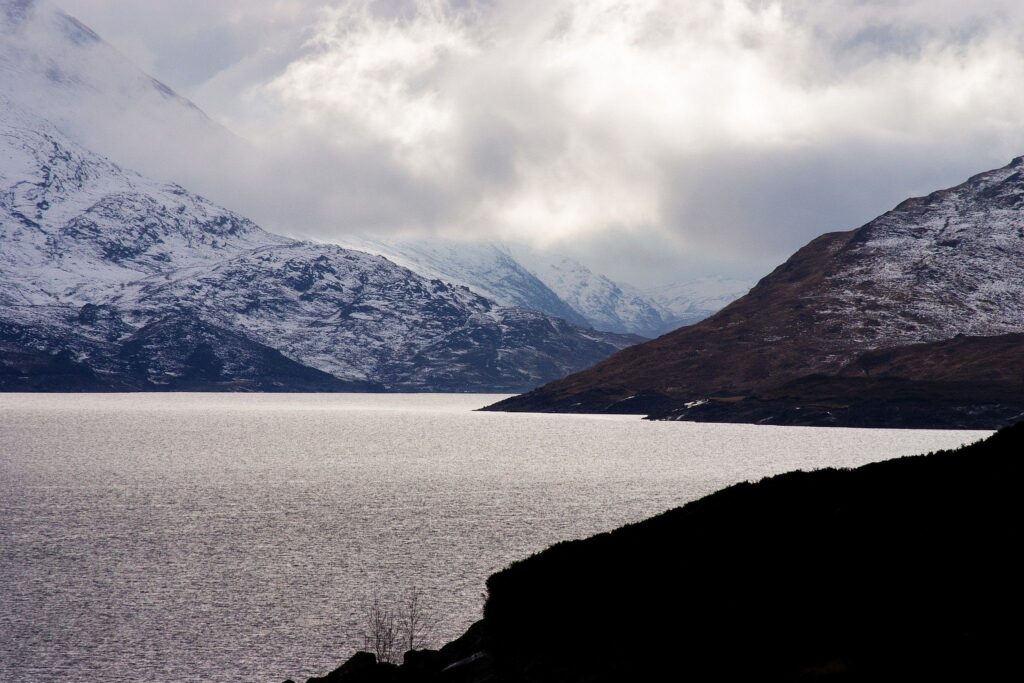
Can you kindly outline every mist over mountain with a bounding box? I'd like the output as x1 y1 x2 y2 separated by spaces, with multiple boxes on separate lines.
0 1 656 392
506 245 672 338
644 277 754 330
4 0 1020 412
0 0 245 199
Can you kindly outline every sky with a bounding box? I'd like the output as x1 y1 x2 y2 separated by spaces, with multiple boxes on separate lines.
50 0 1024 285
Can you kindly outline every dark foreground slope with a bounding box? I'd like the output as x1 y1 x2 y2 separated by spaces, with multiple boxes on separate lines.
295 423 1023 683
488 157 1024 426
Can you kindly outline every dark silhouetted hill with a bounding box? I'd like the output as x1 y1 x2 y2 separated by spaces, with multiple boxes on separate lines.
293 422 1023 682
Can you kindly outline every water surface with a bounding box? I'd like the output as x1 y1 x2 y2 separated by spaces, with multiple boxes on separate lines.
0 393 986 682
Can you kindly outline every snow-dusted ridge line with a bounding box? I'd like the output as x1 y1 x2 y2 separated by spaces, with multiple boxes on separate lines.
507 245 669 338
0 96 637 391
817 155 1024 347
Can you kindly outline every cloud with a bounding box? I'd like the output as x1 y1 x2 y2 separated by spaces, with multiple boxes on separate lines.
44 1 1024 284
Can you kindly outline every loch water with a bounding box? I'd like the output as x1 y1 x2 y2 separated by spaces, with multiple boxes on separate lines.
0 393 985 682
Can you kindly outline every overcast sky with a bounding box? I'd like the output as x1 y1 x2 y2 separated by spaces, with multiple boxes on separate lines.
55 0 1024 285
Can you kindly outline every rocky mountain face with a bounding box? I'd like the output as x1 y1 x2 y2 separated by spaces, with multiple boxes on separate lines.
488 157 1024 426
0 100 639 391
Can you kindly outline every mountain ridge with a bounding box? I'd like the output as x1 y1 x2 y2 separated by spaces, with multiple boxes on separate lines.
336 237 593 328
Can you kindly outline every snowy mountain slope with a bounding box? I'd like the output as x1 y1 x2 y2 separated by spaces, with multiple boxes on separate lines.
645 277 753 329
818 158 1024 345
0 0 238 190
133 241 638 388
507 247 671 338
339 237 731 338
1 0 743 349
0 310 373 391
337 236 591 328
0 99 638 391
0 97 285 308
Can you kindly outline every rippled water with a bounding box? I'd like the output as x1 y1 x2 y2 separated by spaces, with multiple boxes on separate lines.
0 393 986 682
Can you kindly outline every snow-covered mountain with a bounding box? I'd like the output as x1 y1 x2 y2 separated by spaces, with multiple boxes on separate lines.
337 237 590 327
506 247 671 338
0 98 638 391
1 0 748 344
340 238 746 338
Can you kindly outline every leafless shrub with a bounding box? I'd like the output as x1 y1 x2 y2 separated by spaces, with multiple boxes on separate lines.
360 586 437 664
361 591 398 664
398 586 438 653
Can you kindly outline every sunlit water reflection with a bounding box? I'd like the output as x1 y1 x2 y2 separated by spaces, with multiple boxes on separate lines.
0 393 986 682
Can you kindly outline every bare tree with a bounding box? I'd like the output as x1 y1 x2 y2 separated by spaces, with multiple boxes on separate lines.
397 586 437 653
359 587 437 664
361 591 398 664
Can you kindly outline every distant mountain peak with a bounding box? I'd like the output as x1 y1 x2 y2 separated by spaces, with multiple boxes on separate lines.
507 245 669 337
335 236 594 329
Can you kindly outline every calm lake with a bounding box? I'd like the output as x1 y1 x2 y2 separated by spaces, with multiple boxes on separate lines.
0 394 986 682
